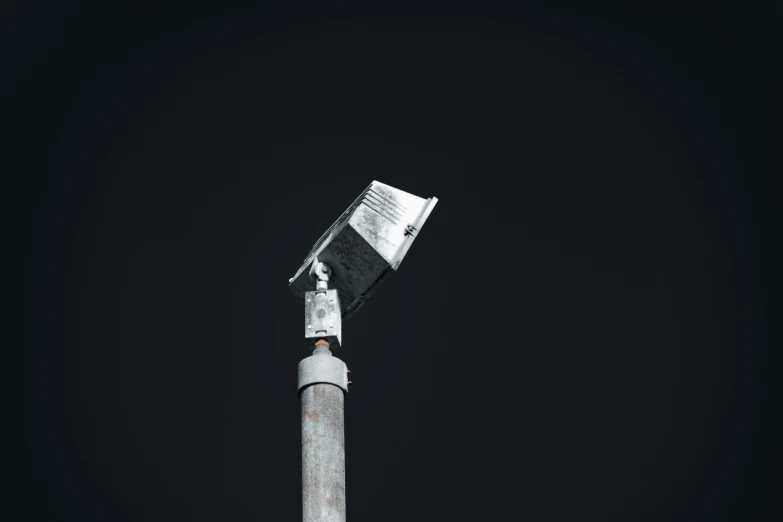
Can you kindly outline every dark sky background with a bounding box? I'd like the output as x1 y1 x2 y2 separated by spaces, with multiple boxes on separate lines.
15 2 775 521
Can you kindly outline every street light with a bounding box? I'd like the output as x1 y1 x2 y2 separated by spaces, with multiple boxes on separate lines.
288 180 438 522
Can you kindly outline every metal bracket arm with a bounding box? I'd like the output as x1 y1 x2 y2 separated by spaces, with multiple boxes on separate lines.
304 258 342 348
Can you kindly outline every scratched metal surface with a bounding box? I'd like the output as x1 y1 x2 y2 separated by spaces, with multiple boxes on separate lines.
301 382 346 522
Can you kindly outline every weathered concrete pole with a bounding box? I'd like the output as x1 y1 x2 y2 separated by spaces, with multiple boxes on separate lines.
299 340 349 522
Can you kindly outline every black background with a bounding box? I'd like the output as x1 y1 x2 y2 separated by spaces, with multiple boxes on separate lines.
15 2 775 521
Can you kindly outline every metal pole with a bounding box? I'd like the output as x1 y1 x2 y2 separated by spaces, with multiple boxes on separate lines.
299 341 349 522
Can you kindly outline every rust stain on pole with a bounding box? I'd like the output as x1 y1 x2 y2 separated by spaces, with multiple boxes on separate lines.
301 382 345 522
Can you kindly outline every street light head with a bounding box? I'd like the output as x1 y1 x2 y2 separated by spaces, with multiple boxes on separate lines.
289 180 438 321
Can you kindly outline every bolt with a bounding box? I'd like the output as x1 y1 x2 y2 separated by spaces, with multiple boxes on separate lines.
307 325 311 329
348 381 352 385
